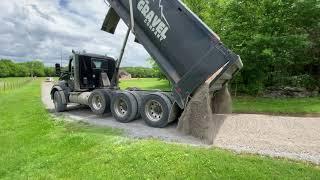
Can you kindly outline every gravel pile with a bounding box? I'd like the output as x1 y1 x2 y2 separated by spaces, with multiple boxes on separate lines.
177 83 232 144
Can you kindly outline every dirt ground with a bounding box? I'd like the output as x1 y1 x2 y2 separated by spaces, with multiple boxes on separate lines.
42 82 320 164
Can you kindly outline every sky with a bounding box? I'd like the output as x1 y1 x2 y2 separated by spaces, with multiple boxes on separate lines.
0 0 151 67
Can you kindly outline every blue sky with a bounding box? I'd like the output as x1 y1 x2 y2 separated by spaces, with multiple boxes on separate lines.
0 0 150 67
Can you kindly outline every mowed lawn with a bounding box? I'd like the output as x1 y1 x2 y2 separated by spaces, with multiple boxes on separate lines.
0 80 319 178
120 78 320 114
0 77 32 83
233 96 320 114
120 78 171 91
0 77 32 92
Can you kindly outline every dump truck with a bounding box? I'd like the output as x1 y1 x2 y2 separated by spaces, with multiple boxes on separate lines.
51 0 243 128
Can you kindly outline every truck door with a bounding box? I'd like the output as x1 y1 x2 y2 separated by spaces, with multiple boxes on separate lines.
68 57 75 91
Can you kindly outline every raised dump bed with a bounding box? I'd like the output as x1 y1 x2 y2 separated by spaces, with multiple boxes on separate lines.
51 0 243 131
102 0 243 108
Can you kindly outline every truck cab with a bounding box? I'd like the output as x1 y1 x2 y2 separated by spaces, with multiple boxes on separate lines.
59 52 116 91
51 52 117 112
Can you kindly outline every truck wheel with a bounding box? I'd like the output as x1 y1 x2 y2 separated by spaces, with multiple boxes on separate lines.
128 91 142 119
141 93 172 128
89 89 111 115
111 92 138 123
53 91 66 112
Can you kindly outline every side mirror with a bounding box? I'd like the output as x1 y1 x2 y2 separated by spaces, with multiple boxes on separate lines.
55 63 61 76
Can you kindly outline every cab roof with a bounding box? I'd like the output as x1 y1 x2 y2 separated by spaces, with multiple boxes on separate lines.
74 52 116 61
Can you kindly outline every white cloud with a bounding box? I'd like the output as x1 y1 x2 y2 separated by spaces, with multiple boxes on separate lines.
0 0 150 67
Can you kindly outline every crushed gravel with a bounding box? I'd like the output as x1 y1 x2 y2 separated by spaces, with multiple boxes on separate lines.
177 83 232 144
42 82 320 164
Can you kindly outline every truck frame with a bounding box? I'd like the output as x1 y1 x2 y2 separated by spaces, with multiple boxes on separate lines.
51 0 243 128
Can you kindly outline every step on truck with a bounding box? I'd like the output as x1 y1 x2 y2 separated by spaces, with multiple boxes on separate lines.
51 0 243 128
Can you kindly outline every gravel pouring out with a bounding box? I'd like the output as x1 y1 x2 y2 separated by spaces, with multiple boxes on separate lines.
177 83 232 144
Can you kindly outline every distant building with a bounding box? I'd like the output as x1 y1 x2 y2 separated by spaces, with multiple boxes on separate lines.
119 70 132 79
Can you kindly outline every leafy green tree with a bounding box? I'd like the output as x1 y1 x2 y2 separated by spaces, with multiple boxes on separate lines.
0 60 11 77
184 0 320 94
0 59 20 77
148 58 167 80
25 61 45 77
15 64 29 77
0 59 54 77
44 67 56 77
122 67 156 78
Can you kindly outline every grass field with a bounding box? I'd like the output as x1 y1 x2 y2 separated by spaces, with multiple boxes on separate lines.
0 77 32 83
120 78 320 114
233 96 320 114
120 78 171 91
0 77 33 92
0 80 319 179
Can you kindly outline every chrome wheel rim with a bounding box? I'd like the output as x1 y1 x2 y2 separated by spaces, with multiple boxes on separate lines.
114 98 128 118
145 100 163 122
92 94 103 110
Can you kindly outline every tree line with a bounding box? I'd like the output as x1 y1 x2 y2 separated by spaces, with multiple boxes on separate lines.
0 59 55 77
184 0 320 94
0 59 161 79
122 66 159 78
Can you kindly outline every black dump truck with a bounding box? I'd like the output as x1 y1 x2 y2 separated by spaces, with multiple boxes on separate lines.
51 0 243 128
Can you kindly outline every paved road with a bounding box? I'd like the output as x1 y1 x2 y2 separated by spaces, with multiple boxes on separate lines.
42 82 320 164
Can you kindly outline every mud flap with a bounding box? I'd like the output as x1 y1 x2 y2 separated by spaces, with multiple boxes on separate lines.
168 102 181 123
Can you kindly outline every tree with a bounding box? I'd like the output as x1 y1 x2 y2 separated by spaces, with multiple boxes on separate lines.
122 67 156 78
15 63 29 77
0 60 11 77
44 67 56 77
184 0 320 94
25 61 45 77
0 59 51 77
148 58 167 80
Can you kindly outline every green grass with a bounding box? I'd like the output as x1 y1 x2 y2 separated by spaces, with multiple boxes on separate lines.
120 78 320 114
233 96 320 114
0 80 319 179
120 78 171 91
0 77 33 92
0 77 32 82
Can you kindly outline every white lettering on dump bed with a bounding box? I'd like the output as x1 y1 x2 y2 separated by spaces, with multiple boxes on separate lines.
137 0 170 42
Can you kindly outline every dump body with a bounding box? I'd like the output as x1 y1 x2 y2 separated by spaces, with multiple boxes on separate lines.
102 0 243 108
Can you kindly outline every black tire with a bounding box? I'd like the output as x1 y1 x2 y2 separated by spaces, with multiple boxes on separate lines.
111 91 138 123
88 89 111 115
128 91 142 119
53 91 67 112
140 93 172 128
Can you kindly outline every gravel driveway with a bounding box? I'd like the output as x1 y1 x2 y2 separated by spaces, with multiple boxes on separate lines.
42 82 320 164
